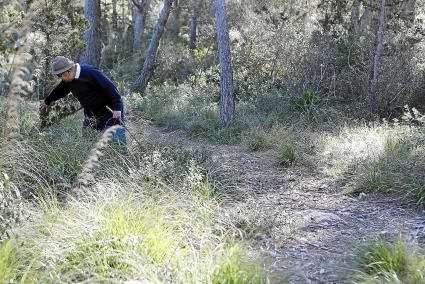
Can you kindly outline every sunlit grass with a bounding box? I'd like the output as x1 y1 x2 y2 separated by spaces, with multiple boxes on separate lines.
0 108 269 283
278 142 296 165
353 235 425 283
0 240 18 283
315 122 425 204
3 183 269 283
318 124 392 178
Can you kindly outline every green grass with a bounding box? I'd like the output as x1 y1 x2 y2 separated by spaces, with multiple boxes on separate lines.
1 186 268 283
355 136 416 194
354 235 425 283
0 240 18 283
315 122 425 205
279 141 296 165
212 245 265 284
0 108 268 283
245 133 269 152
130 78 342 149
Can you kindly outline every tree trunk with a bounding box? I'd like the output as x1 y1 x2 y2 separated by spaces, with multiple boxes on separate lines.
189 0 203 50
214 0 234 126
132 0 149 51
81 0 102 67
112 0 118 31
358 7 371 34
170 0 180 41
351 0 360 33
121 0 126 38
132 0 174 95
367 0 386 114
133 8 143 50
351 0 372 34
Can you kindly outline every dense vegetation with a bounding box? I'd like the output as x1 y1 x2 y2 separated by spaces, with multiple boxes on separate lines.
1 0 425 282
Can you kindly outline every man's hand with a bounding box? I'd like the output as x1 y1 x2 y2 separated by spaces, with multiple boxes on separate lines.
40 101 49 112
105 106 121 122
112 110 121 120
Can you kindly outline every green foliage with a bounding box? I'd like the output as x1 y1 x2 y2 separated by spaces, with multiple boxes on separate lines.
245 133 269 152
0 240 19 283
30 0 87 100
212 120 250 144
131 82 250 145
317 121 425 206
355 136 415 193
212 245 267 284
0 173 23 241
410 183 425 207
12 124 93 193
290 89 317 110
279 141 296 165
289 89 329 123
0 4 25 55
355 235 425 283
332 40 363 71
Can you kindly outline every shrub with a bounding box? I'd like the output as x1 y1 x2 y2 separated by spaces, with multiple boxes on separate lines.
0 240 20 283
355 136 415 193
212 245 265 284
354 235 425 283
0 173 23 241
245 133 268 152
279 141 296 165
212 120 250 144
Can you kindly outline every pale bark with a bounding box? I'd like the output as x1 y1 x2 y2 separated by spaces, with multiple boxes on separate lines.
112 0 118 31
132 0 150 51
132 0 174 94
121 0 126 38
81 0 102 67
351 0 372 34
367 0 386 114
133 8 144 49
214 0 234 126
358 7 371 33
351 0 360 32
189 0 203 49
170 0 181 40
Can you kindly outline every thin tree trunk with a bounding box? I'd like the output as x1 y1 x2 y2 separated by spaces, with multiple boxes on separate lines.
121 0 126 38
112 0 118 31
351 0 360 33
132 0 149 51
367 0 386 114
189 0 203 50
358 6 371 33
132 0 174 95
170 0 180 41
81 0 102 67
351 0 372 34
133 8 143 50
214 0 234 126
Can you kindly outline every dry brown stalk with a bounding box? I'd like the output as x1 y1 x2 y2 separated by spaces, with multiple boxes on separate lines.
73 125 122 194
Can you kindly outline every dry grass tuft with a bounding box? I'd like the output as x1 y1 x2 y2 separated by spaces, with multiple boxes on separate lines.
75 125 123 190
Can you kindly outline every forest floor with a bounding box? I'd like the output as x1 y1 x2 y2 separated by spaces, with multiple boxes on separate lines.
131 118 425 283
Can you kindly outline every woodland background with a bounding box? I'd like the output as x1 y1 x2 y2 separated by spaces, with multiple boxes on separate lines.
1 0 425 283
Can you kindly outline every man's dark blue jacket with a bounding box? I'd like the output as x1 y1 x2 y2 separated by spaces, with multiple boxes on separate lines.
44 64 122 121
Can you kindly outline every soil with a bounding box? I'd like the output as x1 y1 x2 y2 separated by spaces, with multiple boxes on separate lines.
133 119 425 283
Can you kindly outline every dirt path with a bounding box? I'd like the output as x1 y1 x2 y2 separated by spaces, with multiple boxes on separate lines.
133 121 425 283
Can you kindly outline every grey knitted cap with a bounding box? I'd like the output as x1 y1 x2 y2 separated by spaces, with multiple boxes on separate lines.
51 56 75 75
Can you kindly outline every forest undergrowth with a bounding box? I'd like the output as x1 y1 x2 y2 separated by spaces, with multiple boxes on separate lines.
2 0 425 282
2 83 425 282
0 103 270 283
130 83 425 283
